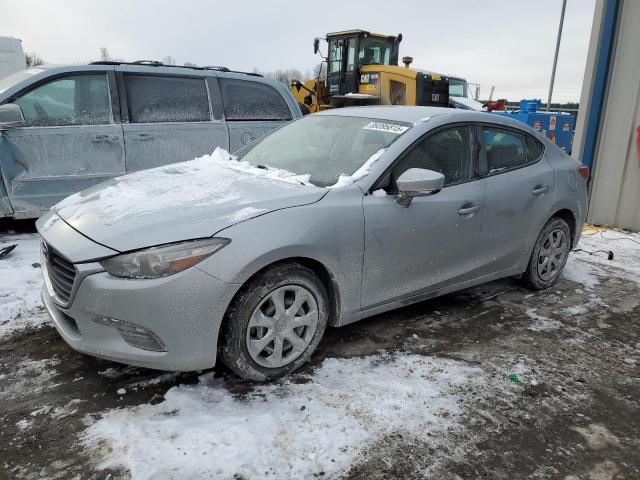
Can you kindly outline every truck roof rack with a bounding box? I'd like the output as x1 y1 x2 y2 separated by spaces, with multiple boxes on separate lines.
89 61 262 76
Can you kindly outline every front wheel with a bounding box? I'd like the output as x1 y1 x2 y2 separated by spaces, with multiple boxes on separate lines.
220 262 329 381
521 217 572 290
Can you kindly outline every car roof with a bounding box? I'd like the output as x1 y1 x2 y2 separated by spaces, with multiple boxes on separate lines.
314 105 459 123
315 105 544 133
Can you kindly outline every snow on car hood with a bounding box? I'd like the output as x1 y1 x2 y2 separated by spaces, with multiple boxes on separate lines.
53 148 325 252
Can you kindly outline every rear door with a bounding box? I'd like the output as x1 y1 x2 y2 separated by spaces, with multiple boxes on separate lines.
218 77 293 153
1 71 125 216
476 125 556 275
118 71 228 172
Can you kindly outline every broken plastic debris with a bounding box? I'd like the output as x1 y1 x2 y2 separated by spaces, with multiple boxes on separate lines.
117 388 127 395
508 374 521 383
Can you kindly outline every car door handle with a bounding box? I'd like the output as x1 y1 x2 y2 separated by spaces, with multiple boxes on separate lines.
131 134 154 142
532 185 550 196
91 134 119 143
458 204 480 217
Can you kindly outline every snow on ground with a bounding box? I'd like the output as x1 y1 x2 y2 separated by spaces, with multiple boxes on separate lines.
564 227 640 288
0 357 60 402
525 308 564 331
83 354 485 479
0 234 48 337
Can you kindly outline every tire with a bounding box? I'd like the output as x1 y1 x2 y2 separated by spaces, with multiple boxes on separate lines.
521 216 572 290
219 262 329 381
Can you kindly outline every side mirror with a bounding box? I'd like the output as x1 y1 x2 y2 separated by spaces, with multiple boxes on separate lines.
395 168 445 207
313 38 320 54
0 104 25 131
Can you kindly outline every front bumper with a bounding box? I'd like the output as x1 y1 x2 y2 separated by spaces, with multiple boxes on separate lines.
41 255 239 372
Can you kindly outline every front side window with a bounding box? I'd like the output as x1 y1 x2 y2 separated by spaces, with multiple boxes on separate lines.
392 126 471 187
219 78 292 121
236 115 410 186
14 74 110 127
124 75 210 123
484 128 526 174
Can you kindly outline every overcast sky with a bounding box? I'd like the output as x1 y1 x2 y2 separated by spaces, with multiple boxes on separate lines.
1 0 596 102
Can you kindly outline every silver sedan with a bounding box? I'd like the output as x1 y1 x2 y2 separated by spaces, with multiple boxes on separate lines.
36 106 588 380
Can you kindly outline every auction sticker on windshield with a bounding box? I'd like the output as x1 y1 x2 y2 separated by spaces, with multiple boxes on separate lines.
363 122 409 134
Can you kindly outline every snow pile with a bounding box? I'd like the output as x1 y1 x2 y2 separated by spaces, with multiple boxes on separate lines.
55 147 315 224
84 354 485 479
0 234 48 337
330 148 386 188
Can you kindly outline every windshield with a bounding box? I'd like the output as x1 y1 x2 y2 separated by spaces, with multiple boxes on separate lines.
0 69 39 96
359 37 392 65
236 115 410 187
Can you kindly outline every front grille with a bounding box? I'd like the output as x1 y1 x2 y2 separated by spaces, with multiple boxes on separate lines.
43 242 76 303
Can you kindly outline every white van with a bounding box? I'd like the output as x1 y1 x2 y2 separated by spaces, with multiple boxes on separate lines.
0 37 26 80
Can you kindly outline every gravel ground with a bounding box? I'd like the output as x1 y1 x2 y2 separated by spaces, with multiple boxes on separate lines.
1 220 639 479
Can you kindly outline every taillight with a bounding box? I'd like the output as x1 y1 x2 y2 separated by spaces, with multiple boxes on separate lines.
578 165 589 180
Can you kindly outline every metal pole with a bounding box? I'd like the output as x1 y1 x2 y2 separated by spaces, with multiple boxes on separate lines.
547 0 568 111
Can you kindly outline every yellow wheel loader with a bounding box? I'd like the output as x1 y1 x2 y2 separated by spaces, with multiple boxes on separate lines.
291 29 449 112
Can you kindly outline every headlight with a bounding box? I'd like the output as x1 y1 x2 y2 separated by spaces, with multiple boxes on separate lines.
101 238 230 279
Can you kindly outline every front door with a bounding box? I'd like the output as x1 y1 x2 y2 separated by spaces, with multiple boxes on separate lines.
476 126 556 275
361 125 485 308
0 72 125 216
119 73 229 172
326 36 357 102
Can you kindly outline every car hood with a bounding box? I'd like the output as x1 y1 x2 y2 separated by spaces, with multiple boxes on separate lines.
53 149 325 252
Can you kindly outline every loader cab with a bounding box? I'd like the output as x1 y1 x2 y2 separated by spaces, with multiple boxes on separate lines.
325 30 400 105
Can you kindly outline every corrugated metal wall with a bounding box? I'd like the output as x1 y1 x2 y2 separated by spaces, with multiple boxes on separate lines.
585 0 640 231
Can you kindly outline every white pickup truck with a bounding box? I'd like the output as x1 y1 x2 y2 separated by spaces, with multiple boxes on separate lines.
0 37 26 80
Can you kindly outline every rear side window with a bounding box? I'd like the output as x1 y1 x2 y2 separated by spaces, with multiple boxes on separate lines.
14 74 110 127
124 75 210 123
525 135 545 162
219 78 292 121
484 128 526 174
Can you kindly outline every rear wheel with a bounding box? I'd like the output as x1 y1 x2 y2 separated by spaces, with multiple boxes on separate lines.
220 262 329 381
521 217 572 290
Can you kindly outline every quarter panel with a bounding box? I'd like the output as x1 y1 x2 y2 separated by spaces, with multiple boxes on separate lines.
227 121 284 153
123 122 229 172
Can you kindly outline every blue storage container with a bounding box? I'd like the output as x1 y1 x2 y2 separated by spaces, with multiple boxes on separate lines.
490 99 575 153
